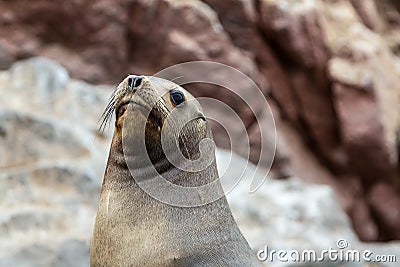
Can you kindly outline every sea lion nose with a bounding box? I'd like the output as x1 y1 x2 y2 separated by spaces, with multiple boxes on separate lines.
127 75 143 90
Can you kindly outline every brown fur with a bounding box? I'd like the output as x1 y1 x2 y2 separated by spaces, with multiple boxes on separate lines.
90 76 260 266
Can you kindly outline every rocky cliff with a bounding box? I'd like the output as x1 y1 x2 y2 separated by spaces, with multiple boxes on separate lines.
0 0 400 244
1 57 399 267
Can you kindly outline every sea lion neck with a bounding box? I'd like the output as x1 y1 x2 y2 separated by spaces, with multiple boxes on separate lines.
104 125 220 189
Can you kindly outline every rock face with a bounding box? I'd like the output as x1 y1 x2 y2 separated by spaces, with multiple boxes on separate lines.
218 149 400 267
2 58 399 266
0 0 400 243
0 58 112 266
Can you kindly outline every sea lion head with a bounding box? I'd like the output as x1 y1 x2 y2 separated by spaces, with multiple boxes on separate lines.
100 75 216 186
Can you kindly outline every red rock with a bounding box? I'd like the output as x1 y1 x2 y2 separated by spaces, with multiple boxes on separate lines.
0 0 400 242
368 183 400 240
351 197 380 241
332 83 395 183
350 0 386 32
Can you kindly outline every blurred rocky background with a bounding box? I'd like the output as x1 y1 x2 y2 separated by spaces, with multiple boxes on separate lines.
1 0 400 266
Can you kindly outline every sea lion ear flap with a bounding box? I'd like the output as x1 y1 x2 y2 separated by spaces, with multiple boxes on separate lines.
194 104 206 121
183 100 206 122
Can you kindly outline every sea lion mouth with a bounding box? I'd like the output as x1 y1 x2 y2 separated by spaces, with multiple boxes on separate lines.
116 101 163 127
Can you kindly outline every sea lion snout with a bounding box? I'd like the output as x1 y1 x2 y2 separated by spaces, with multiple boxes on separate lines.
127 75 144 90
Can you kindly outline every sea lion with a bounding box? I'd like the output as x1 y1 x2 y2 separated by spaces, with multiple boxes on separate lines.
90 75 260 266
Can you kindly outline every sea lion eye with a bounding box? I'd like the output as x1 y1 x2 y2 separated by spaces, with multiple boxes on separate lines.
169 89 185 106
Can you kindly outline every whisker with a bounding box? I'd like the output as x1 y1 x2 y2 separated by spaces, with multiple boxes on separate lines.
98 91 117 134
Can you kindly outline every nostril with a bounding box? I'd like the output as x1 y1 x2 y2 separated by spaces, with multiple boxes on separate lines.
128 77 134 89
127 75 143 90
134 77 143 88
